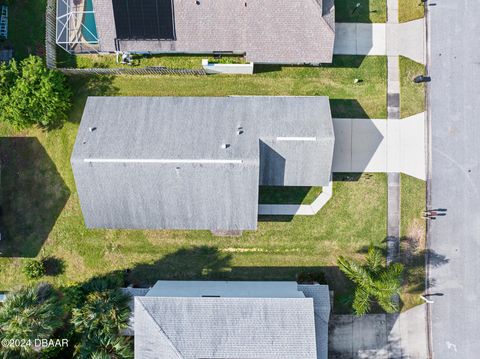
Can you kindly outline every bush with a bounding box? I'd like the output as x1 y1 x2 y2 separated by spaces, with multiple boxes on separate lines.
0 283 64 358
0 55 71 129
22 259 46 279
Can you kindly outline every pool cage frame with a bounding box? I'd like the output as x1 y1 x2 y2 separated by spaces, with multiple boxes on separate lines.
56 0 99 53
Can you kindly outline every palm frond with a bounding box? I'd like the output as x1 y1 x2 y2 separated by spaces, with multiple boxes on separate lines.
338 256 374 289
366 246 384 275
352 287 371 316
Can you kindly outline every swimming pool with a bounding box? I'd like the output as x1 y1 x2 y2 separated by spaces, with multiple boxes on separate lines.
82 0 98 43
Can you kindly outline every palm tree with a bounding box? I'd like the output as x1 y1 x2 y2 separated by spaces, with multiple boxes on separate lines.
71 289 130 339
0 283 64 358
338 246 404 316
80 334 133 359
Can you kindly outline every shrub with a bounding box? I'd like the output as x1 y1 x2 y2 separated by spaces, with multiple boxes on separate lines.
22 259 46 279
0 283 64 358
0 55 71 129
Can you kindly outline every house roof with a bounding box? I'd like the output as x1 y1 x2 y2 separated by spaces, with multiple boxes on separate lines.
93 0 335 63
133 281 331 359
70 96 334 230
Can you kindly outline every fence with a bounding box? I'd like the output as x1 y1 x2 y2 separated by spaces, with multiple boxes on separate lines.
45 0 57 68
57 66 206 76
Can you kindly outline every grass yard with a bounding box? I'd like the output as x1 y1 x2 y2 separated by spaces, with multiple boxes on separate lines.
64 55 387 119
58 53 245 69
2 0 47 59
399 0 425 23
400 56 426 118
259 187 322 205
335 0 387 23
399 174 426 310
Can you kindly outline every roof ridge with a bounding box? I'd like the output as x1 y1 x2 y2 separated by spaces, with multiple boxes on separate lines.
137 298 185 359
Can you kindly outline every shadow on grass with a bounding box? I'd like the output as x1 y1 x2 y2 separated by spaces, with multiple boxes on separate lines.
335 0 374 23
44 256 66 276
67 75 119 123
79 245 354 314
254 55 369 74
0 138 70 257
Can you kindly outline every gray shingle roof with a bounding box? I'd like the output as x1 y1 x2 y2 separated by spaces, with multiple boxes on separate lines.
93 0 335 64
71 96 334 230
133 281 331 359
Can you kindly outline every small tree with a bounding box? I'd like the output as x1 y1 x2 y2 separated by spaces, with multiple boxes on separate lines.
71 288 131 357
0 283 64 358
338 246 404 316
80 334 133 359
0 55 71 129
22 258 46 279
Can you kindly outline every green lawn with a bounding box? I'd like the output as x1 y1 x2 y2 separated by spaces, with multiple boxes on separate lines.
399 0 425 23
399 174 426 310
3 0 46 59
400 56 426 118
259 187 322 205
58 53 245 69
64 55 387 119
335 0 386 23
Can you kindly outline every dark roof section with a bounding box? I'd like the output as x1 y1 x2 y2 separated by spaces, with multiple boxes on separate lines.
112 0 175 40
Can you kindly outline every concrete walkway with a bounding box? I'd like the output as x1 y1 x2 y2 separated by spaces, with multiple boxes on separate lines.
334 20 426 64
329 305 428 359
258 180 333 216
331 114 426 180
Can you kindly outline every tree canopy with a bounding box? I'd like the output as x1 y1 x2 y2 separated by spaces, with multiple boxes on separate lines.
338 246 404 316
0 56 71 129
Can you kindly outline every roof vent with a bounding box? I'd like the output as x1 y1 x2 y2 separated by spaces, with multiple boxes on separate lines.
195 0 200 4
88 127 97 132
237 130 244 135
221 143 230 149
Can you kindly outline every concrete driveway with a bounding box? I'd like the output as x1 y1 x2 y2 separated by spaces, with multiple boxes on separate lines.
334 20 426 64
329 305 428 359
332 113 426 180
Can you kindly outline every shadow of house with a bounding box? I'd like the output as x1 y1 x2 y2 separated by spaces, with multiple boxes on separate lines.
0 137 70 257
78 246 353 313
332 115 385 174
330 98 370 119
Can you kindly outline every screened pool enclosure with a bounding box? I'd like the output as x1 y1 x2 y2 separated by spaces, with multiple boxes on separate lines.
56 0 99 53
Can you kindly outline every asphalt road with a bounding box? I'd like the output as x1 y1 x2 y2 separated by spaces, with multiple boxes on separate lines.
428 0 480 357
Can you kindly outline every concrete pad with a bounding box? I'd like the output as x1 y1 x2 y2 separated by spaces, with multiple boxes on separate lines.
334 21 425 64
400 113 426 179
334 23 386 56
332 115 426 180
386 19 426 64
351 119 387 172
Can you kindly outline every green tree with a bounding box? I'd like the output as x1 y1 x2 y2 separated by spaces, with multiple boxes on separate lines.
0 55 71 129
71 288 131 358
79 334 133 359
338 246 404 316
0 283 64 358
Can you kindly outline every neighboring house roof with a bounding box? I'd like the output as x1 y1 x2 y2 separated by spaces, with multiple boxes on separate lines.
93 0 335 64
71 96 334 231
133 281 330 359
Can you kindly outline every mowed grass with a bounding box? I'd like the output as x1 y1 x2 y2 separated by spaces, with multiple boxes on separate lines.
400 56 426 118
5 0 47 59
335 0 387 23
399 174 426 310
58 53 245 69
399 0 425 23
65 55 387 119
